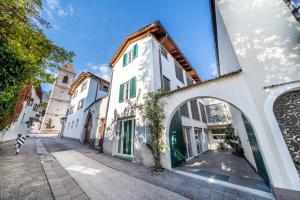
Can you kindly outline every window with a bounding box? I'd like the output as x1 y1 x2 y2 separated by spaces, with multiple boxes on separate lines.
73 89 78 99
100 85 109 93
186 74 194 86
199 102 207 123
62 75 68 83
77 99 84 110
27 98 34 106
117 118 135 155
161 48 168 60
123 43 138 66
69 106 74 114
190 100 200 120
175 62 184 83
67 122 70 129
163 76 170 92
71 121 74 128
75 119 79 127
32 103 38 112
180 102 190 118
119 77 136 102
81 81 87 92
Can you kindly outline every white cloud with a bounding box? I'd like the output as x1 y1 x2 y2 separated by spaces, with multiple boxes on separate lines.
44 0 74 18
88 63 112 82
210 63 218 77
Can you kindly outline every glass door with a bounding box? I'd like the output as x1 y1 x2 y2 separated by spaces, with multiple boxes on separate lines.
117 118 135 156
183 127 193 159
194 128 202 155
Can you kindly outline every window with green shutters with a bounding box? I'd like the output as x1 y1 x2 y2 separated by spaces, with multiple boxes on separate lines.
133 44 138 59
123 43 138 67
119 76 136 102
123 54 127 66
119 84 124 102
130 77 136 98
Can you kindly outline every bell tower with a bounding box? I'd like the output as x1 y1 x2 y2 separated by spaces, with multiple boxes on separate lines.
41 63 76 134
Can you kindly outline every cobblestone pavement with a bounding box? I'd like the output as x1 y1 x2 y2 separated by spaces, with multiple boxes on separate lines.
0 138 53 200
42 136 274 200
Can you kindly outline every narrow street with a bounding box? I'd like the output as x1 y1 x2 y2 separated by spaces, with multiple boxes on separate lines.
0 135 273 200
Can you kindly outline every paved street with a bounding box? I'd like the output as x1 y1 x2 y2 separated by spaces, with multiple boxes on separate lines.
0 135 274 200
0 138 53 200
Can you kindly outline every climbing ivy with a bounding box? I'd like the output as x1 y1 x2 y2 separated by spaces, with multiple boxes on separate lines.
140 90 166 170
224 126 244 156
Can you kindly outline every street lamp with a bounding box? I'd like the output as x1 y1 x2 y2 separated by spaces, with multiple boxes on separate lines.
60 117 67 138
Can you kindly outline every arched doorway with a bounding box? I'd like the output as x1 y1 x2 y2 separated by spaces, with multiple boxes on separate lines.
273 90 300 176
84 112 92 144
167 97 270 190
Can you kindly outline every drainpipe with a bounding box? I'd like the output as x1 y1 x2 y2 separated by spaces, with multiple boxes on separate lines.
100 66 114 152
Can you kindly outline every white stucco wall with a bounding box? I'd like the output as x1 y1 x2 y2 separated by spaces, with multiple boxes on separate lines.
64 77 108 140
0 87 41 141
229 105 257 170
215 0 300 191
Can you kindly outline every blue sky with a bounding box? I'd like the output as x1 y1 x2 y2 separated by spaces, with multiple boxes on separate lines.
41 0 217 91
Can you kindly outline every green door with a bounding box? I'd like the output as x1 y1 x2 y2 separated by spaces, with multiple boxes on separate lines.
169 110 186 167
242 114 270 184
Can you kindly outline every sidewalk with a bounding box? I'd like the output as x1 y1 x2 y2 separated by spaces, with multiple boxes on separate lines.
43 136 273 200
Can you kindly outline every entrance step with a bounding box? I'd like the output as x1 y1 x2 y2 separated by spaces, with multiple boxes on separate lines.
173 169 275 200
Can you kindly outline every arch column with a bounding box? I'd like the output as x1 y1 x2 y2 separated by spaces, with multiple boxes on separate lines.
264 82 300 190
159 72 298 190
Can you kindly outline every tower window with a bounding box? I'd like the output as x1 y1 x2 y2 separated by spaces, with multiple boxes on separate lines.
62 76 68 83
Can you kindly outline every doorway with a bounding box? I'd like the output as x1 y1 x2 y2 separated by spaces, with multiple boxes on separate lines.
117 118 135 157
84 112 92 144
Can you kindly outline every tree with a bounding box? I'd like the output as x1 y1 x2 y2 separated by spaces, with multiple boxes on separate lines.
0 0 74 130
140 90 166 170
224 126 244 156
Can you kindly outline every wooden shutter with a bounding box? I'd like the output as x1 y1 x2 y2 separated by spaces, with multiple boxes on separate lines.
123 54 127 66
119 84 124 102
133 44 138 59
130 77 136 98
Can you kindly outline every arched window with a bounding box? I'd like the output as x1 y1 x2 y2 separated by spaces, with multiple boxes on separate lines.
273 90 300 176
62 76 68 83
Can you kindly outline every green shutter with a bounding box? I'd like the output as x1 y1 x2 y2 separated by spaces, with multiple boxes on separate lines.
123 54 127 66
130 77 136 98
119 84 124 102
127 119 132 155
133 44 138 59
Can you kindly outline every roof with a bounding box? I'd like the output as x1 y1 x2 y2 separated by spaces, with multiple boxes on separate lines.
60 63 76 74
161 69 242 97
69 72 110 95
109 21 201 83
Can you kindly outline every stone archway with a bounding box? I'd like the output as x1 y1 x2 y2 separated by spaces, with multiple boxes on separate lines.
84 112 93 144
273 90 300 176
158 72 290 190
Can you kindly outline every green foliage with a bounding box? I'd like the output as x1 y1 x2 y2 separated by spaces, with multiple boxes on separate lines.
140 90 166 170
0 0 74 130
89 138 96 148
224 126 244 156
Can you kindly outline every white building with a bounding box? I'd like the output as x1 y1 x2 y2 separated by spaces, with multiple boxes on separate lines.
41 63 76 134
0 85 42 142
63 72 110 145
104 21 232 167
154 1 300 199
